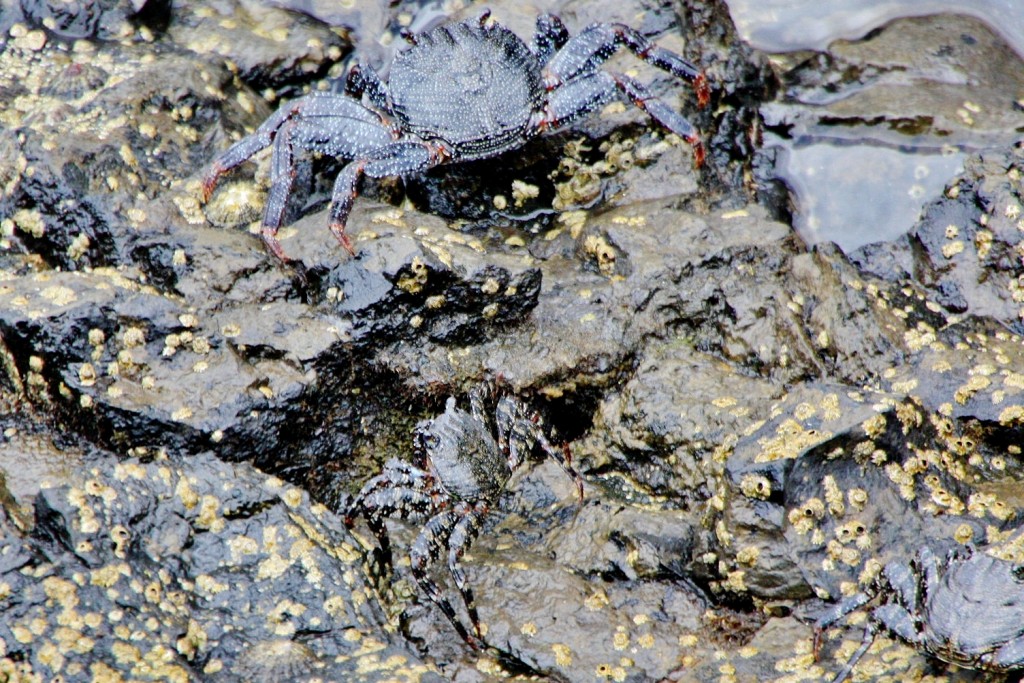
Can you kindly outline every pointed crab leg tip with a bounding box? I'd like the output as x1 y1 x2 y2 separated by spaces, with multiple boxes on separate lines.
694 74 711 108
261 234 292 263
331 224 357 255
200 178 217 203
688 139 706 168
201 162 226 201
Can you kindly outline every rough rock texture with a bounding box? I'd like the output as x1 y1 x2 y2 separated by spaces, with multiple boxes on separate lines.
3 0 1024 681
0 452 440 681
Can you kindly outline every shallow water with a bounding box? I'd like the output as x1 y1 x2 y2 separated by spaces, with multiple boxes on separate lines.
775 142 965 251
739 5 1024 250
723 0 1024 56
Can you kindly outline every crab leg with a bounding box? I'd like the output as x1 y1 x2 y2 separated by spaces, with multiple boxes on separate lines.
813 591 872 658
411 509 484 648
346 459 444 570
349 487 440 571
813 580 917 683
495 395 584 503
828 621 878 683
347 459 435 500
256 128 299 260
540 70 703 165
544 23 709 107
327 139 451 255
345 459 440 525
346 483 441 524
916 545 942 599
201 93 396 259
614 74 705 165
446 501 490 641
535 72 614 132
534 428 585 503
202 94 394 199
468 386 495 425
326 161 364 255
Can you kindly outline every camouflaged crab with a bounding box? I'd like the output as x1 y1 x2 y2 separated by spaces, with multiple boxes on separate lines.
815 544 1024 683
345 386 584 648
202 10 709 260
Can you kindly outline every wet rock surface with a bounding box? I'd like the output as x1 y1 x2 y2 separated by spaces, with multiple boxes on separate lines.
0 451 439 681
762 12 1024 251
2 0 1024 682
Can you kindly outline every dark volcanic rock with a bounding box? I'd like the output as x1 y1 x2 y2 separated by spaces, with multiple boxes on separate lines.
0 451 439 681
854 149 1024 334
4 0 1024 681
18 0 171 41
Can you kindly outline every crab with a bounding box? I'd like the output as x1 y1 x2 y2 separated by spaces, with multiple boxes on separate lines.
814 544 1024 683
202 10 709 260
344 385 584 648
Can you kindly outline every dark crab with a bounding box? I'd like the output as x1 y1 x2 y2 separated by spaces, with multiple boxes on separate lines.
814 544 1024 683
202 10 709 260
345 386 584 648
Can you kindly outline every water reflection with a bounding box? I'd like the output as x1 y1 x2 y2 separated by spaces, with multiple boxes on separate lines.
723 0 1024 57
773 140 965 251
743 9 1024 250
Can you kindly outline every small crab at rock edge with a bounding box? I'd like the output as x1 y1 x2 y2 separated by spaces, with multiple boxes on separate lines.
202 9 710 260
813 544 1024 683
345 385 584 648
